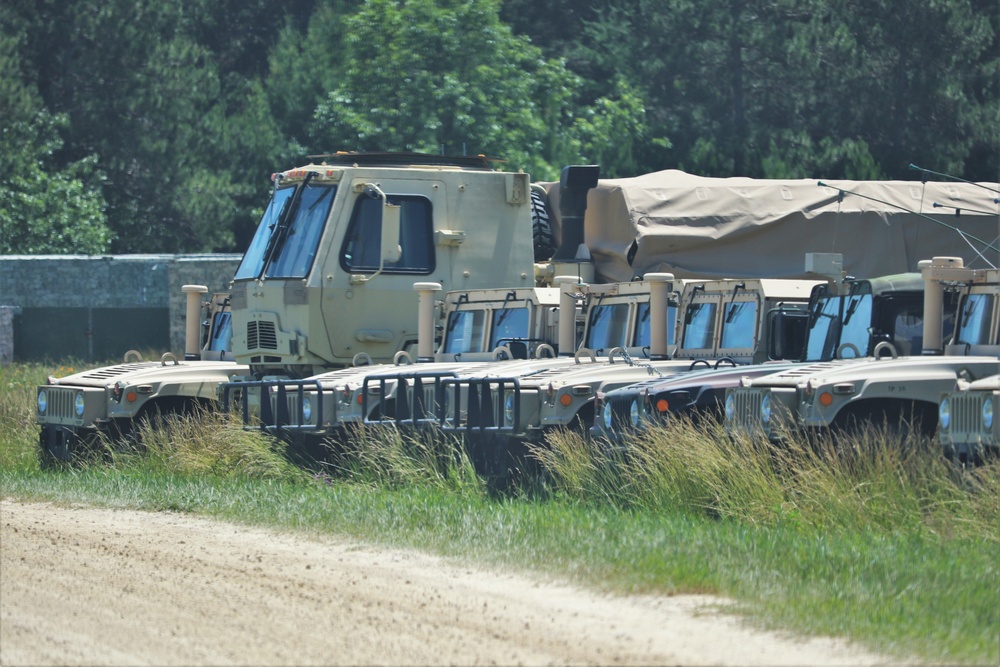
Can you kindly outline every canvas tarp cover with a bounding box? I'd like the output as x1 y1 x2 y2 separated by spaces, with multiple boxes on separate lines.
542 170 999 282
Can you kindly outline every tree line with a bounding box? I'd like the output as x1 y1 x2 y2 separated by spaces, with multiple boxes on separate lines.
1 0 997 255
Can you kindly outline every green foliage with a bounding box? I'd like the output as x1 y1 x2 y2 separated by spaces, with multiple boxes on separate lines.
0 0 996 252
0 112 111 254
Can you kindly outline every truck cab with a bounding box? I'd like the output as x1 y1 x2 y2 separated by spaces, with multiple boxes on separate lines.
229 153 540 378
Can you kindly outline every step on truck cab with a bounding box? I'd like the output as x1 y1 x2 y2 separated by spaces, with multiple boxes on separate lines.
724 259 1000 441
36 287 248 463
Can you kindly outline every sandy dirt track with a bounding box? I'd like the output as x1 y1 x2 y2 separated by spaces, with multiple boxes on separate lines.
1 499 891 666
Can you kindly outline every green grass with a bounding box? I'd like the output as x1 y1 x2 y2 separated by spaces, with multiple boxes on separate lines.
2 360 998 665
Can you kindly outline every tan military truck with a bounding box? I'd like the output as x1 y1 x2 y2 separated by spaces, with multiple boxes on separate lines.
724 259 1000 440
36 287 248 464
229 153 1000 381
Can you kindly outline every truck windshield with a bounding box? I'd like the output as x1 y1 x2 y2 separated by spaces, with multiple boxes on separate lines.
633 302 676 348
490 307 529 349
682 302 717 350
443 310 486 354
234 183 336 280
955 293 996 345
720 301 757 349
804 291 873 361
586 302 630 350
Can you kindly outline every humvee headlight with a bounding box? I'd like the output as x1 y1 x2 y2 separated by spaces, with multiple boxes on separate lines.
938 398 951 430
724 393 735 422
602 402 613 430
37 390 47 415
504 393 516 425
760 394 771 425
982 399 993 430
74 392 86 417
630 400 641 427
301 396 313 422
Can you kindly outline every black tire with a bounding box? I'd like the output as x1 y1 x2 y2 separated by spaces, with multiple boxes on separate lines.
530 189 554 262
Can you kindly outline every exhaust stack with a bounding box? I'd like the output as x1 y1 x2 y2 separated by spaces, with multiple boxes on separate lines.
182 285 208 360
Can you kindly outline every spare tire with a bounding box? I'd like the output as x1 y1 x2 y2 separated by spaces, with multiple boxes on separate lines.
531 188 554 262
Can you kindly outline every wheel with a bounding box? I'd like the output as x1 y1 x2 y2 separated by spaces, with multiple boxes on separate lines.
530 188 554 262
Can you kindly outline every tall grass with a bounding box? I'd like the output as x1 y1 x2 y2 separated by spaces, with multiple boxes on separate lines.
537 415 998 540
2 360 998 663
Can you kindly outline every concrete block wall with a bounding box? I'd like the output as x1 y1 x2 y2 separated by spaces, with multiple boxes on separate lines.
0 255 241 362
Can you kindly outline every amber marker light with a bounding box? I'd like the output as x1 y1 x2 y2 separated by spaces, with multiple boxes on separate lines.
656 398 669 413
819 392 834 407
126 391 138 403
559 393 573 407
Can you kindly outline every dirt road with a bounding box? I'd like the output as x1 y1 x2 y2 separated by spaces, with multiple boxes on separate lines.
1 499 890 666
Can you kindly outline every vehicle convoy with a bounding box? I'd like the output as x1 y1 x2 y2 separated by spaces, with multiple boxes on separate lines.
36 287 246 462
390 274 821 476
592 253 952 441
724 258 1000 440
35 150 999 465
939 374 999 464
224 275 689 447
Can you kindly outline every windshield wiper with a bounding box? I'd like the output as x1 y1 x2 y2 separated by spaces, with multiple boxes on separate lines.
258 172 316 280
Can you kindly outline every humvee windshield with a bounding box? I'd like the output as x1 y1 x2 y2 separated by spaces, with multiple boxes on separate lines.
682 302 717 350
720 301 757 349
633 302 677 348
955 293 997 345
235 183 336 280
805 286 873 360
586 302 630 350
490 307 530 349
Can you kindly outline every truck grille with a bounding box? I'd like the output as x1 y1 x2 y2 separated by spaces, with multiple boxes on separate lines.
607 395 638 433
727 387 770 433
947 393 986 437
46 387 79 420
247 321 278 350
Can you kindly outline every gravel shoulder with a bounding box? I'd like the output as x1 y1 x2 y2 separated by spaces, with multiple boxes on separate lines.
1 499 891 666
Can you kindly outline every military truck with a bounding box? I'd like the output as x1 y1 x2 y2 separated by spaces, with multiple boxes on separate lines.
36 287 247 463
724 258 1000 440
593 254 950 440
939 374 999 465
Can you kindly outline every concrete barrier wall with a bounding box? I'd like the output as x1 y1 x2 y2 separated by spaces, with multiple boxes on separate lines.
0 255 241 362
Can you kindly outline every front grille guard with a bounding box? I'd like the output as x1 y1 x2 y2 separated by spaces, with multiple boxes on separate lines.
362 371 460 427
222 379 335 434
439 377 521 433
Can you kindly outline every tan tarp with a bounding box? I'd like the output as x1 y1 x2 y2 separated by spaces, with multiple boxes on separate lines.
543 170 1000 282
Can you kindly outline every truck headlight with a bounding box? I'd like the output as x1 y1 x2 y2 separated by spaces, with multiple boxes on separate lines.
760 394 771 425
724 393 735 422
74 392 86 417
301 396 313 422
37 390 47 415
982 400 993 430
630 400 641 427
938 398 951 430
603 402 613 430
504 393 515 425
